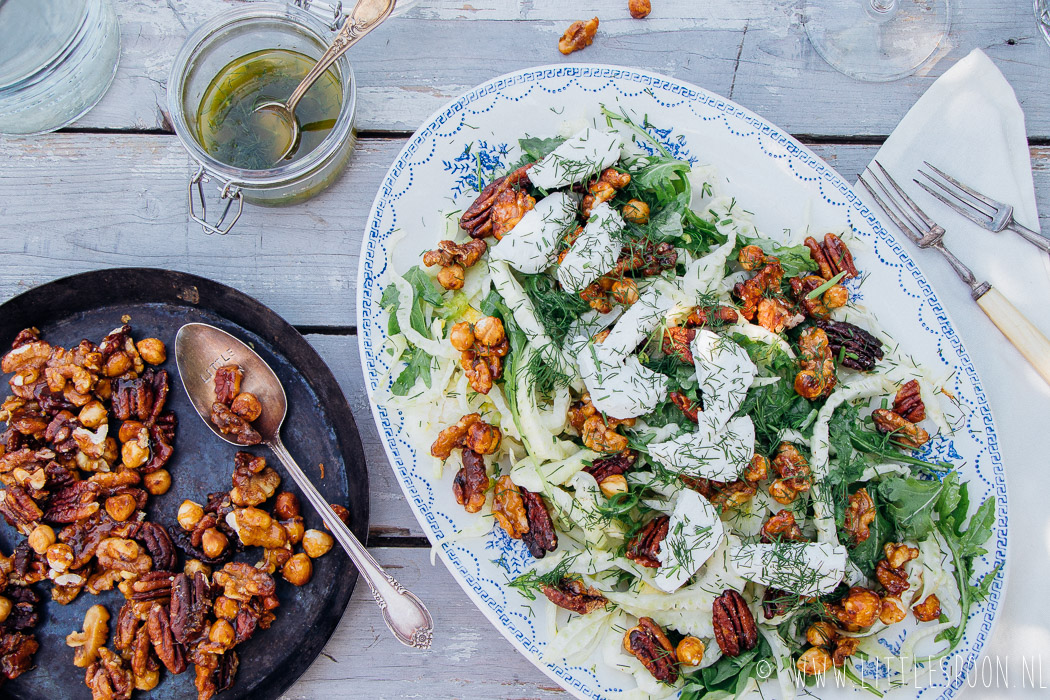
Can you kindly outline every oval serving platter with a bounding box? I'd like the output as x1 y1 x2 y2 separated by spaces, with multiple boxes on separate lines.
0 268 368 700
357 65 1008 699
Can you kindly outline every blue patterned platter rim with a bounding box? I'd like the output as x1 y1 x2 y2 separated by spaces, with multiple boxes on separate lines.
356 64 1008 699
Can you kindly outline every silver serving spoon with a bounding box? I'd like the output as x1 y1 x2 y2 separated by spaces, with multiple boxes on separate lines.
254 0 396 163
175 322 433 649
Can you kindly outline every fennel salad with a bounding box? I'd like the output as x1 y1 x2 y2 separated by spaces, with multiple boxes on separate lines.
375 112 997 699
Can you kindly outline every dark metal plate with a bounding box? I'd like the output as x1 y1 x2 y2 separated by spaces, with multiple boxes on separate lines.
0 268 368 700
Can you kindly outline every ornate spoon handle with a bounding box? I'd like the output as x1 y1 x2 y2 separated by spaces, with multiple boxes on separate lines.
268 436 434 648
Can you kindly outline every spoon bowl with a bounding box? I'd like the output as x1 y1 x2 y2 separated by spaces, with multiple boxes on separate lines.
175 322 434 649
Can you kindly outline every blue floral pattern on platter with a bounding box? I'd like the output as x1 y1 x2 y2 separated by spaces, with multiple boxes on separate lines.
356 65 1008 700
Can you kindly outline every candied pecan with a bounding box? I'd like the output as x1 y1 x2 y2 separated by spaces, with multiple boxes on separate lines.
761 587 796 620
85 647 133 700
828 587 880 631
520 489 557 558
816 319 883 371
146 604 186 674
45 480 102 524
492 476 528 538
136 522 176 573
0 631 37 681
130 571 174 602
668 391 699 423
212 365 242 406
0 485 43 534
684 304 739 328
803 236 834 280
459 164 533 239
209 402 262 445
795 327 837 400
170 572 211 645
823 233 858 279
790 275 831 320
3 582 40 630
626 515 668 568
452 449 488 514
141 420 175 474
844 488 876 545
871 409 929 448
540 577 607 615
583 451 636 483
893 379 926 423
112 375 152 422
733 261 784 321
712 589 759 657
760 510 804 542
558 17 599 55
661 326 696 364
623 617 678 683
913 594 941 622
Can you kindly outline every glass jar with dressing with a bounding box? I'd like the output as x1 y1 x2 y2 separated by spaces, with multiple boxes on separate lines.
168 2 358 234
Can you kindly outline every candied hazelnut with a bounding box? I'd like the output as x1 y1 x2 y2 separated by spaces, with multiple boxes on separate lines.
797 647 833 676
622 199 650 223
47 542 75 572
143 469 171 495
105 351 132 377
66 604 110 668
122 440 150 470
28 523 56 554
178 500 205 531
449 322 475 352
912 594 941 622
185 559 212 578
824 285 849 309
0 596 10 623
473 316 505 347
213 596 239 620
136 338 166 365
302 529 335 558
806 621 838 647
105 494 137 522
324 503 350 531
282 553 313 586
281 517 305 545
118 421 146 444
629 0 652 19
274 491 301 520
437 264 465 290
598 474 628 498
210 619 236 649
230 392 262 422
79 401 108 429
880 595 907 625
610 279 639 305
201 528 229 559
558 17 599 55
676 636 705 666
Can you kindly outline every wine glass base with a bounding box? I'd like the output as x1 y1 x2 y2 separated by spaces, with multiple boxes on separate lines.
803 0 951 82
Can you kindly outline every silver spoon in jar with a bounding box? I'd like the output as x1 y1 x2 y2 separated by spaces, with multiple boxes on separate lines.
174 322 434 649
255 0 397 162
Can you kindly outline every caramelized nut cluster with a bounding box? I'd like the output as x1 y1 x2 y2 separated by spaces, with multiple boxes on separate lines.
449 317 509 395
209 365 262 446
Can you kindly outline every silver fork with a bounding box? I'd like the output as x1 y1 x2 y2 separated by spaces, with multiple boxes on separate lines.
914 161 1050 254
859 160 1050 385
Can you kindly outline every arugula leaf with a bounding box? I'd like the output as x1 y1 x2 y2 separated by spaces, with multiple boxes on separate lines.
633 156 691 201
383 266 445 338
379 283 402 335
517 135 565 163
390 346 433 396
878 473 957 540
681 636 772 698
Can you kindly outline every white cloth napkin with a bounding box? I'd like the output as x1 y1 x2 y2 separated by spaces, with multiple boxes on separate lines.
863 49 1050 691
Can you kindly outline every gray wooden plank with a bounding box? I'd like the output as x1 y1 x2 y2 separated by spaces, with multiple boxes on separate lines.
280 547 564 699
72 0 1050 137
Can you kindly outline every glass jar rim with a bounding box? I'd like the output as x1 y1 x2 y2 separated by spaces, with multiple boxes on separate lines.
167 2 357 189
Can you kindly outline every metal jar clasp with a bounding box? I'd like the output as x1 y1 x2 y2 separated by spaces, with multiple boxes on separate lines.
188 165 244 235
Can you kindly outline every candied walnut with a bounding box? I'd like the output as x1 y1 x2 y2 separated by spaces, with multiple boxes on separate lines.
2 336 52 374
756 297 804 334
669 391 699 423
490 187 536 240
622 199 650 224
431 414 501 460
629 0 652 19
146 604 186 674
453 449 489 514
683 476 756 510
806 621 838 647
520 489 557 558
623 617 678 683
559 17 599 55
234 451 267 474
771 442 811 492
214 562 276 602
790 274 831 320
611 238 678 278
170 572 211 645
733 261 784 321
96 538 152 575
884 542 919 569
0 631 38 681
828 587 881 631
257 546 292 574
712 589 759 657
625 515 668 568
844 488 876 544
210 402 262 446
880 595 908 624
795 327 837 400
816 318 884 371
212 365 242 406
737 245 768 271
581 168 631 218
875 560 910 596
84 647 133 700
832 637 859 667
230 461 281 507
797 646 833 676
872 408 929 448
459 164 533 239
760 509 804 542
913 594 941 622
492 476 528 538
661 326 696 364
226 507 287 549
424 239 488 289
230 392 262 422
540 577 607 615
581 414 631 453
823 233 858 279
744 454 769 483
894 379 926 423
66 603 110 668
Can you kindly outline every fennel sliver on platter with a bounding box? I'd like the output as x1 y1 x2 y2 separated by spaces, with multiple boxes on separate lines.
357 66 1007 700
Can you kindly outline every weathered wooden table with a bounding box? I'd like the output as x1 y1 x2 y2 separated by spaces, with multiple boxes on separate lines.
2 1 1049 697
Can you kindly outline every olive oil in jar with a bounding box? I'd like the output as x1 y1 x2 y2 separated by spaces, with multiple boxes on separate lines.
195 49 342 170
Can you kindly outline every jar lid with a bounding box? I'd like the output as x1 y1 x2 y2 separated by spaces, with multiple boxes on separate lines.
0 0 89 88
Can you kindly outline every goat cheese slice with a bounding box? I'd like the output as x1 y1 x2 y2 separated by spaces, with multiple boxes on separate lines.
528 128 623 190
490 191 578 274
653 489 725 593
728 542 848 597
578 343 668 420
647 415 755 480
557 202 623 293
691 330 757 426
